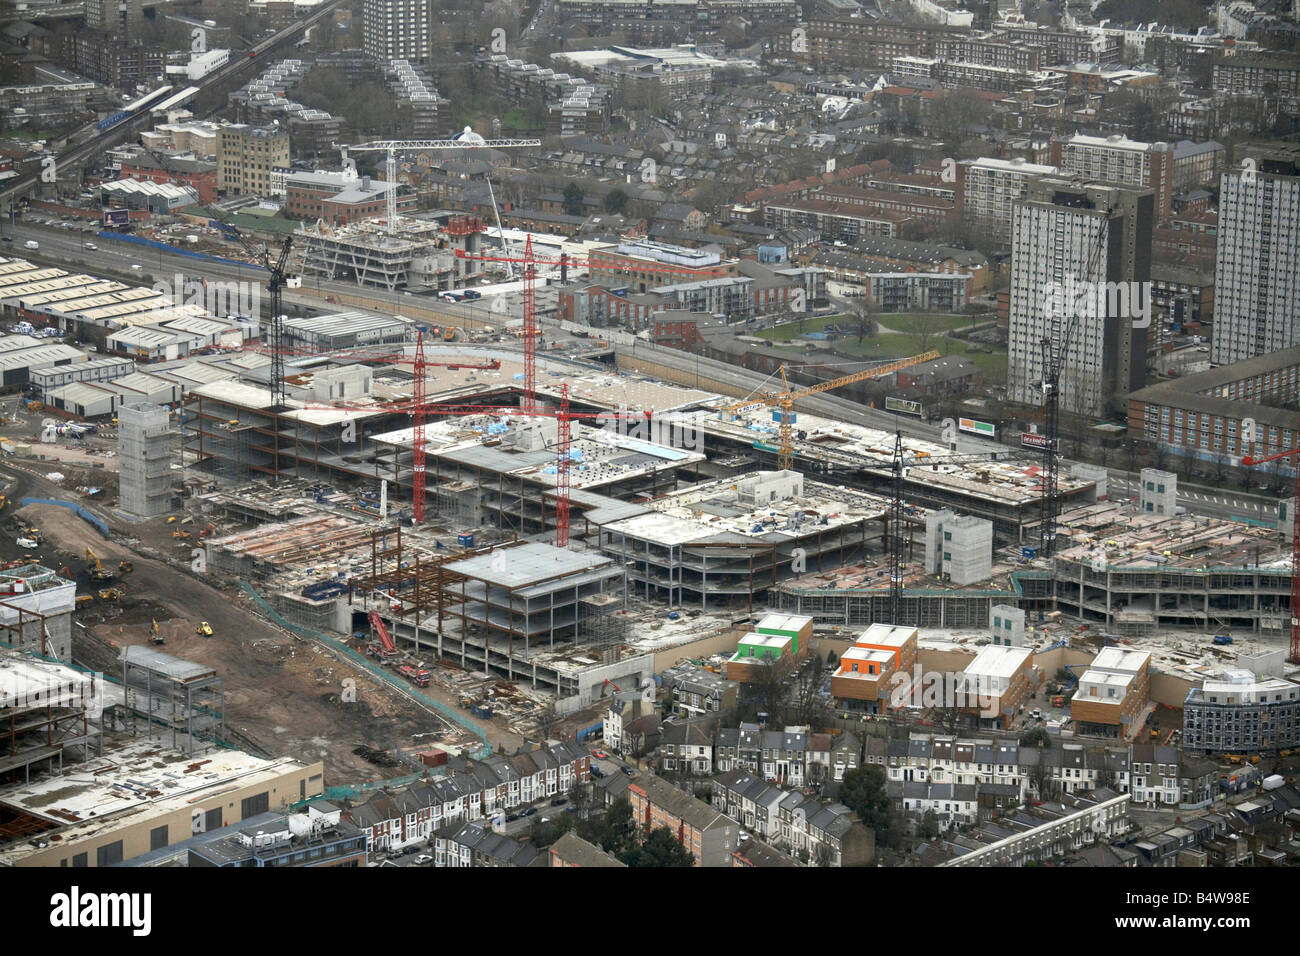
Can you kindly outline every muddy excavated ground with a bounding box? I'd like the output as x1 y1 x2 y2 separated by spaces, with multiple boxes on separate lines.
12 498 452 783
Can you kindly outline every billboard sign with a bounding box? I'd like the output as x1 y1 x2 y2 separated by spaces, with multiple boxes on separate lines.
886 396 924 417
103 208 129 227
1020 433 1056 450
959 417 996 438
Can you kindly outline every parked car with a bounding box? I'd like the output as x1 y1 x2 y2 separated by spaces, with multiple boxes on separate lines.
551 796 567 806
589 766 605 778
591 749 608 759
505 813 519 822
521 807 538 817
415 854 432 864
621 766 636 777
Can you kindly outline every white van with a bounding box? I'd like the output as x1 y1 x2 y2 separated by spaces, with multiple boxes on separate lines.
24 240 38 250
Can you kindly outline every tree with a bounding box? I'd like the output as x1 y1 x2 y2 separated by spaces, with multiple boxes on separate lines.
580 797 638 857
604 187 629 214
1020 726 1052 748
529 812 572 848
920 809 940 840
840 765 896 845
633 826 695 867
562 182 585 217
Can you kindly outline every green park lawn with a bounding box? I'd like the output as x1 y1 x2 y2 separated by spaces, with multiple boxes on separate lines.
756 313 1007 383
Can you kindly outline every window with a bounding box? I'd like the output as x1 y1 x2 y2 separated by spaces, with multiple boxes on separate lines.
205 807 223 831
150 825 168 851
72 852 87 868
97 841 124 867
241 792 270 818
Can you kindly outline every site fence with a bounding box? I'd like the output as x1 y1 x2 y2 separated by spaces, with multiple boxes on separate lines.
238 581 493 764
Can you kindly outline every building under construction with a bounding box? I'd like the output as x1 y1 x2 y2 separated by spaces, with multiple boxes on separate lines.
0 563 78 662
347 539 654 705
673 405 1098 542
0 649 102 788
120 646 224 755
296 215 486 291
594 470 888 612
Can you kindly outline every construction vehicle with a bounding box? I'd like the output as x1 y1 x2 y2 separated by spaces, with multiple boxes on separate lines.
172 530 190 539
118 560 133 573
195 621 213 637
443 326 456 342
166 516 177 523
97 587 122 601
75 595 93 607
397 664 430 687
19 524 41 544
85 546 114 581
150 620 164 645
366 610 398 660
0 495 6 512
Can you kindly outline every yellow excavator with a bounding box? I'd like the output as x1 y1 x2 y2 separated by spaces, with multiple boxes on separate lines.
85 546 114 581
150 619 164 645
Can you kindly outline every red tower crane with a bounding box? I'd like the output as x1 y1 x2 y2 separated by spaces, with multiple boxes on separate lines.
453 242 728 414
413 327 428 524
556 383 572 547
1242 444 1300 663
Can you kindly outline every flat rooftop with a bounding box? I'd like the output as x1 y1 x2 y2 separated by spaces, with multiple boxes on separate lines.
444 541 615 589
858 623 917 648
0 738 316 864
964 645 1032 679
600 473 887 546
684 406 1089 508
1052 503 1287 572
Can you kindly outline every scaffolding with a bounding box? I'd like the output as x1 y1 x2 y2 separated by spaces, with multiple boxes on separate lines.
120 646 224 755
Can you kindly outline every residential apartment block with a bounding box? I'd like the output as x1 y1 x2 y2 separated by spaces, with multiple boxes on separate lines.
830 623 918 714
1211 144 1300 365
1051 133 1174 222
1183 671 1300 755
363 0 430 63
1070 647 1152 738
217 125 290 197
627 773 739 866
1007 177 1153 417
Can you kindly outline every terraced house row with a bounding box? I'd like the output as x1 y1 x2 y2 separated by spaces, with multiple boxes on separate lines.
344 742 590 851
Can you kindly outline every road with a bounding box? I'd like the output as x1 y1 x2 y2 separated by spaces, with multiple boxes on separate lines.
1106 472 1279 524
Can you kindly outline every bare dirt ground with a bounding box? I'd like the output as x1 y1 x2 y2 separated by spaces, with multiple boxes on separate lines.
13 499 456 783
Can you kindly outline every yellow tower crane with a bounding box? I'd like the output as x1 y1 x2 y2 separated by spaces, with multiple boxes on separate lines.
719 351 940 469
